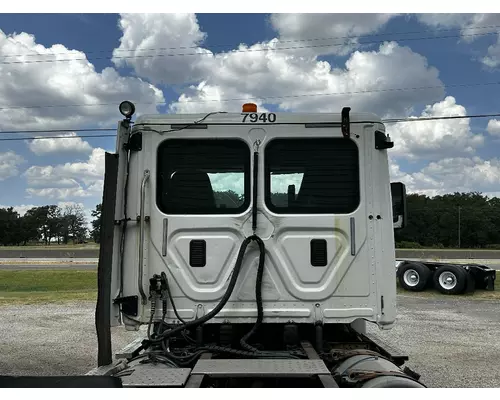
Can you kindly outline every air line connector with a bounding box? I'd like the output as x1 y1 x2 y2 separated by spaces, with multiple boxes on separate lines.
149 276 161 299
341 107 351 138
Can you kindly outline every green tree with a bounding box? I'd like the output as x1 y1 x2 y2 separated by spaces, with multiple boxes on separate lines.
0 207 21 245
91 203 102 243
60 204 88 244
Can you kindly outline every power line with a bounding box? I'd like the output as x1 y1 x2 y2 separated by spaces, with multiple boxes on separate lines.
2 23 499 60
2 80 500 111
0 134 116 141
1 113 499 142
0 31 498 66
384 113 500 123
0 128 115 134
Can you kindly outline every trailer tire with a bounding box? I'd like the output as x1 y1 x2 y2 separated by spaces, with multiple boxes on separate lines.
398 262 430 292
433 265 467 295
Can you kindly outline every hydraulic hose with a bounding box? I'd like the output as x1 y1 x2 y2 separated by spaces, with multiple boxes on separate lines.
162 271 186 324
146 234 263 344
146 234 299 361
240 235 265 352
238 235 298 358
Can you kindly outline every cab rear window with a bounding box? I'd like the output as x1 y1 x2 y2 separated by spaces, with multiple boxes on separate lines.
157 139 251 215
265 138 360 214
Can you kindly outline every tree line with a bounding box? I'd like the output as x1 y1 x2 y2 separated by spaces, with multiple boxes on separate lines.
0 204 101 246
216 190 500 249
395 192 500 249
3 191 500 248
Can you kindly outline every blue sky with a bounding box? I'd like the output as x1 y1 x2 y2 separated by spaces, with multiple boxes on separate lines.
1 13 500 219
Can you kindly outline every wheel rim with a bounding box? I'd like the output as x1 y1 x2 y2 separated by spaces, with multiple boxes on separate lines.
403 269 420 287
439 271 457 290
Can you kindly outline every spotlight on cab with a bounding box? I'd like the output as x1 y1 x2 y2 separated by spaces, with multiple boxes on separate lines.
119 101 136 119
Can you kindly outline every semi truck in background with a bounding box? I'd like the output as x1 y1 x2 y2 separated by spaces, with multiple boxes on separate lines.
396 259 495 295
1 101 427 388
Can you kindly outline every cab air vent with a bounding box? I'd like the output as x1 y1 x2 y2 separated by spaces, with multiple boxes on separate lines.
190 240 206 267
310 239 327 267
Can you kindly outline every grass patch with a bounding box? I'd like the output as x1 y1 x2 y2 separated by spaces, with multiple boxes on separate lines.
397 248 500 252
0 270 97 292
0 243 99 250
0 270 97 305
0 261 97 265
0 291 97 305
0 268 498 306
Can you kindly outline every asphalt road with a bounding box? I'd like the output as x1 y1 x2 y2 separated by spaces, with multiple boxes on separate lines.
0 249 99 258
0 295 499 387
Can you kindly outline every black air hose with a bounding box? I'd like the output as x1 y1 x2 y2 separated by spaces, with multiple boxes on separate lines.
240 235 265 352
160 271 186 325
146 234 263 344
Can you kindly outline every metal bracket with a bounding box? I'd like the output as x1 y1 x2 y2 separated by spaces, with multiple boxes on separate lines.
123 132 142 152
138 170 150 305
190 359 330 378
114 218 132 226
341 107 351 138
184 353 212 388
360 331 408 366
116 336 145 359
375 130 394 150
301 341 339 388
113 295 138 317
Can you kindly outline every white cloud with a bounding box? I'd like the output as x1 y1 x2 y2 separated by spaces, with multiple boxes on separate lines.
112 13 212 84
27 177 81 188
169 41 443 117
487 119 500 136
27 132 92 155
415 14 472 29
0 29 165 131
417 14 500 68
454 14 500 68
482 35 500 68
390 156 500 197
416 13 500 38
23 147 105 200
112 14 442 118
26 187 93 200
0 151 25 180
388 96 484 160
270 13 397 56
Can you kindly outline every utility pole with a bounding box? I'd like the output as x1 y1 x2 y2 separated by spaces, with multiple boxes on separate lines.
458 206 461 249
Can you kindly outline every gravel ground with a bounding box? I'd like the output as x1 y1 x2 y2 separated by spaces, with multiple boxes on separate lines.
1 295 499 388
367 295 500 388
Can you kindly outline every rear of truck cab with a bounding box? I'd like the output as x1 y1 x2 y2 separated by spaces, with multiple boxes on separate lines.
109 109 398 331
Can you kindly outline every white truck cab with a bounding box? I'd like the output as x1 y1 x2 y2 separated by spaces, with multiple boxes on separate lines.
109 103 403 333
84 101 417 389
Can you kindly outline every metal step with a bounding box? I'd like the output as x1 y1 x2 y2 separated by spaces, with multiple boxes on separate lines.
115 336 145 359
191 359 330 378
361 331 408 365
120 364 191 387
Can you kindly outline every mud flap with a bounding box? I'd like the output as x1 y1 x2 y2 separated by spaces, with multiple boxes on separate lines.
463 269 476 294
95 152 119 367
486 274 495 291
